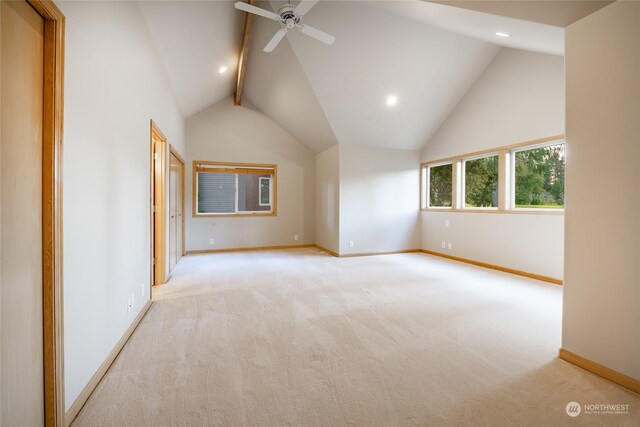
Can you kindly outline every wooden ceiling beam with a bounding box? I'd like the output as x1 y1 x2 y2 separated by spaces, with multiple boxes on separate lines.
234 0 256 106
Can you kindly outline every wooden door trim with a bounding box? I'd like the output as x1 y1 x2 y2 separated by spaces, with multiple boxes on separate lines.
151 121 167 285
26 1 65 425
169 144 184 164
169 145 185 256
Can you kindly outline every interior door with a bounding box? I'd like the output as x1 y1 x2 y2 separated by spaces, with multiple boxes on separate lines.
0 1 45 424
176 157 184 262
152 127 166 286
169 154 179 272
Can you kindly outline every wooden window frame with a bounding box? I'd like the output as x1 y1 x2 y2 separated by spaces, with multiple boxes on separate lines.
422 161 454 210
461 152 501 211
420 134 565 215
510 140 566 212
192 161 278 217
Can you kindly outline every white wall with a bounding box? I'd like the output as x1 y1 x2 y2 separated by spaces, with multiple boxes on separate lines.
315 146 340 253
563 1 640 380
59 1 185 410
422 48 565 159
185 98 315 251
423 212 564 279
339 144 421 255
421 48 565 280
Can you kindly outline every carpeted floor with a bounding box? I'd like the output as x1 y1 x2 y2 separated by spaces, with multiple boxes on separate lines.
72 248 639 426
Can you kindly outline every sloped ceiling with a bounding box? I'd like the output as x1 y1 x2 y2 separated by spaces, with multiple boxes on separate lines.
365 1 564 55
139 0 573 152
429 1 613 27
242 7 338 154
272 0 500 150
138 0 242 117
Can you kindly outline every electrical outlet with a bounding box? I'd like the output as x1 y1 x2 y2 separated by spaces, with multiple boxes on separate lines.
445 220 450 227
441 242 446 249
448 243 453 250
294 234 299 241
140 283 145 297
209 238 215 245
349 241 354 248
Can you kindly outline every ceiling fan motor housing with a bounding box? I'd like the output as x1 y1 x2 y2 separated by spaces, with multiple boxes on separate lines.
278 4 300 28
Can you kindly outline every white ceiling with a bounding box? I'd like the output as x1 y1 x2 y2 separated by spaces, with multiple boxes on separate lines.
364 1 565 56
138 0 242 117
138 0 571 152
428 1 613 28
243 11 338 154
271 0 500 150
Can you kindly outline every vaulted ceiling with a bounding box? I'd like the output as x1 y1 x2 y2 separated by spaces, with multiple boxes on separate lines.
242 5 338 154
271 0 499 150
137 1 607 153
138 0 242 117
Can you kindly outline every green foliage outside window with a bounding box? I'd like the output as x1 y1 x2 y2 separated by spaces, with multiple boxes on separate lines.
515 144 565 208
465 156 499 208
429 164 452 207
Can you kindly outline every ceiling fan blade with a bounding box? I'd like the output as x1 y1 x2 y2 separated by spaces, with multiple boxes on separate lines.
298 24 335 45
264 28 288 52
294 0 319 16
234 1 280 21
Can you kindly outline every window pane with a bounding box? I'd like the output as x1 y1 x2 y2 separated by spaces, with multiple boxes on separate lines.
465 155 499 208
259 177 271 206
237 174 270 212
515 144 565 209
237 174 247 211
429 164 452 207
197 173 235 214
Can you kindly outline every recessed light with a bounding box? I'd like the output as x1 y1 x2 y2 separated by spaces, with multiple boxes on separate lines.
218 65 228 74
496 32 510 38
386 95 398 107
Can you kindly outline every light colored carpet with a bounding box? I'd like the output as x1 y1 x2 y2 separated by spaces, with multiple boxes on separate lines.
72 248 639 426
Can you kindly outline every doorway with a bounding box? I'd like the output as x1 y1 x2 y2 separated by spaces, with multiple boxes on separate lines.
150 121 167 286
1 0 64 425
169 146 185 273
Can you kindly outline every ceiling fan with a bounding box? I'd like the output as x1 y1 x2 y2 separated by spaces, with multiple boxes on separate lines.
234 0 336 52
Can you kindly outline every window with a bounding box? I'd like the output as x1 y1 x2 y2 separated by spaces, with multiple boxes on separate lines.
428 163 452 208
193 162 277 216
420 135 565 214
513 143 565 209
464 155 498 208
259 177 271 206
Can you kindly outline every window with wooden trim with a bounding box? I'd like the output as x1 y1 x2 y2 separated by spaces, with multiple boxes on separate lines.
193 162 277 216
420 135 565 214
512 143 565 209
424 162 453 208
